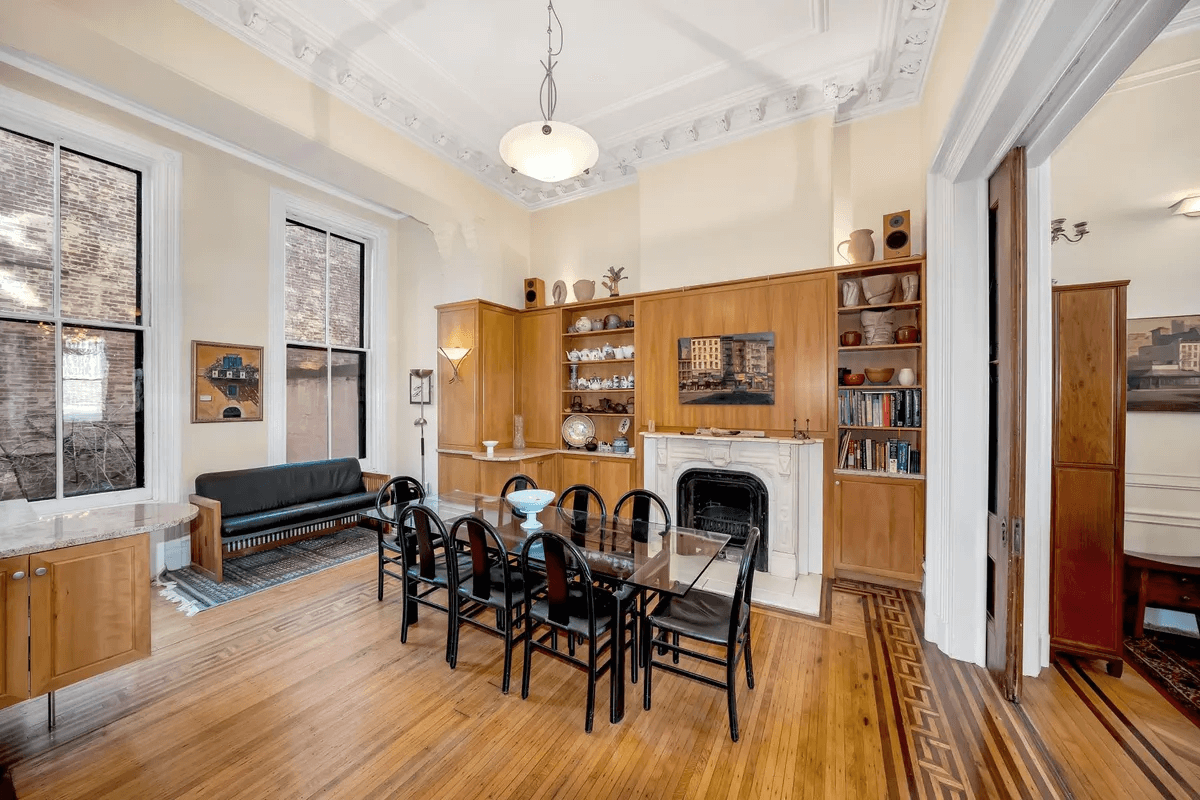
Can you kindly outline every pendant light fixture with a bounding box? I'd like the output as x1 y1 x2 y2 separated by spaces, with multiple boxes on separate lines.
499 1 598 184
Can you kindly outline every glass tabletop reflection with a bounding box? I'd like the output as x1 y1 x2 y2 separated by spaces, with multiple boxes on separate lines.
361 490 730 597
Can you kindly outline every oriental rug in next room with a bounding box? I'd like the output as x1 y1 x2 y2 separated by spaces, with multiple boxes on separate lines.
1125 629 1200 727
157 526 375 615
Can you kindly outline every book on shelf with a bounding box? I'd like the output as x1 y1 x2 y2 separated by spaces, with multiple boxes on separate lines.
838 434 922 476
837 388 922 428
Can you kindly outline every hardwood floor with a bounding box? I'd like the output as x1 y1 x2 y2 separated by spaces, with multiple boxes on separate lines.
0 558 1196 799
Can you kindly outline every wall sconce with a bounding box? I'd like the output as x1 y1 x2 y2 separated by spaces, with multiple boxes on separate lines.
437 346 472 383
1171 195 1200 217
1051 218 1089 244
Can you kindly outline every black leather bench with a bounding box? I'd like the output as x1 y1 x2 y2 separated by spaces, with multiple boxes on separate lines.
189 458 388 582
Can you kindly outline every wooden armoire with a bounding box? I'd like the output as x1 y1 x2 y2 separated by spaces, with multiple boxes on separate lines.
1050 280 1129 676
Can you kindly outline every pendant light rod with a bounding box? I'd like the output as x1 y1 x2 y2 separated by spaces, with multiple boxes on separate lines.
539 1 563 123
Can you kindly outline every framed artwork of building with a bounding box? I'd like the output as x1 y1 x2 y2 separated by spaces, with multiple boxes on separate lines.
192 340 264 422
1127 314 1200 412
677 332 775 405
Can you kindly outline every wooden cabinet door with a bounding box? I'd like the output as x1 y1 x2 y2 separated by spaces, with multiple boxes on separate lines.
835 476 923 583
594 459 634 515
438 454 479 495
559 454 594 495
519 455 560 495
1051 467 1121 655
29 535 150 696
0 556 29 710
478 460 517 497
516 309 562 448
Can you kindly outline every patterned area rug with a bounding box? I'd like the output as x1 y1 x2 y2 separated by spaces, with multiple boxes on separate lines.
1125 629 1200 726
157 527 375 615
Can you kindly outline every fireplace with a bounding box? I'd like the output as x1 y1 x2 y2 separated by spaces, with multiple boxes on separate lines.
678 469 769 572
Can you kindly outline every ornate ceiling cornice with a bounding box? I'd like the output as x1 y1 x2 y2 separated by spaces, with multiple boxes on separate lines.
175 0 946 210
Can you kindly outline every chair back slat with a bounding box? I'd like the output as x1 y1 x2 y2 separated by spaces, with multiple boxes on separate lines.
375 475 424 523
449 515 511 602
522 531 596 633
729 527 761 641
614 489 671 543
556 484 607 535
398 504 449 582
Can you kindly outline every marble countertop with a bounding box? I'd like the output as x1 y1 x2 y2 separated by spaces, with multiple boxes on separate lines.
641 432 823 445
436 447 635 462
1 502 198 558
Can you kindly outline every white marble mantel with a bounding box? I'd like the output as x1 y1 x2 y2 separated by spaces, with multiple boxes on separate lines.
641 433 823 580
0 502 198 558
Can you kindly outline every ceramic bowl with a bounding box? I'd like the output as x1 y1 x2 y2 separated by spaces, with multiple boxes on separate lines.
506 489 556 531
843 373 866 386
864 368 894 384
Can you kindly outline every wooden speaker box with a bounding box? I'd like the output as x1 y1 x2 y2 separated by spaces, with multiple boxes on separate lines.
882 211 912 259
524 278 545 309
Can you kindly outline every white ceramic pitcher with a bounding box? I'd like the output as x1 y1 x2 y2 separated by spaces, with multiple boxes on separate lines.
837 229 876 264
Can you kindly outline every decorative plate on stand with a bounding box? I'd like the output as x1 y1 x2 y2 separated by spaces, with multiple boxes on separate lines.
562 414 596 448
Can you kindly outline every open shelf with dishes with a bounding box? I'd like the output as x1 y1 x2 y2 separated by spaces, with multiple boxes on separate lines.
561 298 637 455
832 256 926 587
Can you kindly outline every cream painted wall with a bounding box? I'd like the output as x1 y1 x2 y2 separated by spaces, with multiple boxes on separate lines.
1051 28 1200 561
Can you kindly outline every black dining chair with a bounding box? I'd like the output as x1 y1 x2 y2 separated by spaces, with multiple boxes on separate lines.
394 503 471 662
373 475 425 601
642 527 761 742
519 530 636 732
447 515 541 693
556 484 607 538
610 488 672 676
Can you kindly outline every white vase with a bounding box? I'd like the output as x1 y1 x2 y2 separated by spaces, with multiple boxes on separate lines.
898 368 916 386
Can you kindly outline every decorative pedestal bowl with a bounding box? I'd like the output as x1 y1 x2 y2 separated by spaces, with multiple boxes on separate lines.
506 489 556 531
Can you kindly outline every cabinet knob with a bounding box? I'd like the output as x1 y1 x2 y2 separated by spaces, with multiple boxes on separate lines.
11 571 24 581
1183 595 1192 603
34 567 47 577
834 480 841 486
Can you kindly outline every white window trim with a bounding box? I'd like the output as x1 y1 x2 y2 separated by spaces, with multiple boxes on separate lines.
0 86 182 514
268 189 388 474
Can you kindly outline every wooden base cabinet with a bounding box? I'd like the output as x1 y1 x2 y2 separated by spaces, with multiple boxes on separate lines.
559 454 636 513
0 535 150 711
834 474 924 587
1050 281 1128 674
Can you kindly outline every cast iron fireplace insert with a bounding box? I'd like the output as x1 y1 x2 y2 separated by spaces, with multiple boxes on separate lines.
677 468 769 572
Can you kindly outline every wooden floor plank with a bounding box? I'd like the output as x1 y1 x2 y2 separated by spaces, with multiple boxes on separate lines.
2 561 1199 799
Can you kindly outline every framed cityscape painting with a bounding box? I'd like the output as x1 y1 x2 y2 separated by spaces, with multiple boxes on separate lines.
1127 314 1200 412
192 341 264 422
678 332 775 405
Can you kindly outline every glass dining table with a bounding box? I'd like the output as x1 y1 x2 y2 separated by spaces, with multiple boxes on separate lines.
359 490 731 722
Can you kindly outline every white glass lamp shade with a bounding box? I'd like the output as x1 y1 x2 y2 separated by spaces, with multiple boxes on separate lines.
499 121 599 183
1172 195 1200 217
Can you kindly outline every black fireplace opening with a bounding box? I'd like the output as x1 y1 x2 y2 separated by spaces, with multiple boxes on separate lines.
677 469 769 572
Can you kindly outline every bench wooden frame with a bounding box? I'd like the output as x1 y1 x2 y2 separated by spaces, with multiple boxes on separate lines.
189 471 389 582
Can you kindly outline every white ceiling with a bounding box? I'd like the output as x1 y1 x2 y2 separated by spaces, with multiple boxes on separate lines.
177 0 949 208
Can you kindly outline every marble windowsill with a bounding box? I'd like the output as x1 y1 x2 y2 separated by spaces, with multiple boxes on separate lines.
0 502 198 558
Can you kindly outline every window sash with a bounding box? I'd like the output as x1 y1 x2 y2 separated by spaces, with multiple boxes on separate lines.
0 127 146 503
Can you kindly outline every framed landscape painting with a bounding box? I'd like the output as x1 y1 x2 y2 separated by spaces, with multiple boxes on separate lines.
678 332 775 405
1127 314 1200 412
192 341 264 422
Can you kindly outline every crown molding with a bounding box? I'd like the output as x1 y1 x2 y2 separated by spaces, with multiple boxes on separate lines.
1163 2 1200 36
174 0 946 209
1110 55 1200 93
0 47 407 221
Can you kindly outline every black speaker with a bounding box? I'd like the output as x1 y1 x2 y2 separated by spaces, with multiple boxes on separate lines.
524 277 545 309
882 210 911 259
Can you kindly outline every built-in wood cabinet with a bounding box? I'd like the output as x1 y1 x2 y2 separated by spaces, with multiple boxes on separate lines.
559 453 636 513
437 300 518 451
1050 280 1128 674
0 535 150 711
832 257 926 586
833 474 924 583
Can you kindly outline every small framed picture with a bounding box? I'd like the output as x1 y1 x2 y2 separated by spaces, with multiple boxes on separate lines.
410 371 433 405
192 341 263 422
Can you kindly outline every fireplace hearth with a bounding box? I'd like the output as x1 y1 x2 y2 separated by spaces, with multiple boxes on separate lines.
678 469 769 572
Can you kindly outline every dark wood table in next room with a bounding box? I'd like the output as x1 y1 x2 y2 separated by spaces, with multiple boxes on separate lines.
1125 551 1200 636
361 490 731 723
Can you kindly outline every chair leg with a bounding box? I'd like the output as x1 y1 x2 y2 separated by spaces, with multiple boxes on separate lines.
642 620 654 711
586 637 597 734
501 614 514 694
744 631 755 690
446 598 458 666
400 580 411 644
521 620 535 700
672 632 680 664
628 610 639 685
726 655 740 743
377 543 385 601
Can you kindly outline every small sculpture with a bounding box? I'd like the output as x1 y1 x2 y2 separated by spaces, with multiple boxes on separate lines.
552 280 567 305
602 266 627 297
841 280 861 307
861 308 897 345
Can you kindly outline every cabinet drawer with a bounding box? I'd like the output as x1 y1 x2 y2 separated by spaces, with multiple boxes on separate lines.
1145 571 1200 609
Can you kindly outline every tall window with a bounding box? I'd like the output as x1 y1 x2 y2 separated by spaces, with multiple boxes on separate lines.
283 220 367 463
0 127 144 502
